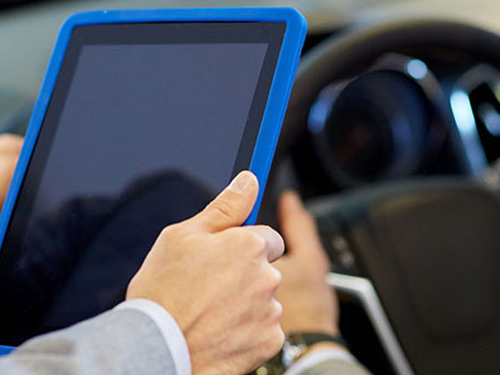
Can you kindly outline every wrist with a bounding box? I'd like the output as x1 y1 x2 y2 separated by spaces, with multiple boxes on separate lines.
253 331 349 375
283 332 348 366
283 325 339 337
280 313 339 336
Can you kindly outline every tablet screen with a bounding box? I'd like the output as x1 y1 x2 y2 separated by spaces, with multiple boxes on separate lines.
0 22 285 345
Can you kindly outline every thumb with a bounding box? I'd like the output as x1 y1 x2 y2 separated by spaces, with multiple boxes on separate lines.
191 171 259 233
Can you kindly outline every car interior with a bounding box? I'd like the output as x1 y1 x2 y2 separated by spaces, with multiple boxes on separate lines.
1 0 500 374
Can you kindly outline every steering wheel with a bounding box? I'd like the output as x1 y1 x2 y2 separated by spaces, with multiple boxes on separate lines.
266 19 500 375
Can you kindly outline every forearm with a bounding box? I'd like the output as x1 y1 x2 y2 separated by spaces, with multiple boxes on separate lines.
0 307 182 375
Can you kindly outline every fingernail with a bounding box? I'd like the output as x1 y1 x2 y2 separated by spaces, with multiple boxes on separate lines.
228 171 255 193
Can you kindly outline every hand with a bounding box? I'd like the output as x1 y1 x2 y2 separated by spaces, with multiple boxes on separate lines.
274 191 339 336
0 134 23 209
127 171 285 375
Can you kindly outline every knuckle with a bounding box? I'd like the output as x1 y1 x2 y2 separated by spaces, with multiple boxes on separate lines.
269 327 285 355
240 230 266 255
209 199 237 222
250 232 267 251
258 267 282 297
271 299 283 321
268 267 283 288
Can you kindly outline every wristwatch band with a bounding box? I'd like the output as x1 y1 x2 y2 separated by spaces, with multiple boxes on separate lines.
282 332 348 368
287 332 348 348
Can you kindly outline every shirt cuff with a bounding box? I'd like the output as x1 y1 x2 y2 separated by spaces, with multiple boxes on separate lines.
284 348 357 375
115 299 191 375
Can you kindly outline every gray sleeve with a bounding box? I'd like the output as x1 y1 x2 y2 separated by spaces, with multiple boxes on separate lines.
299 359 373 375
0 309 178 375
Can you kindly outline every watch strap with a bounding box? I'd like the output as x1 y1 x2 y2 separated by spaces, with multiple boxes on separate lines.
287 332 348 349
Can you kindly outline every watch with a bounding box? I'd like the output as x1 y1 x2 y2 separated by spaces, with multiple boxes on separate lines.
254 332 348 375
282 333 348 367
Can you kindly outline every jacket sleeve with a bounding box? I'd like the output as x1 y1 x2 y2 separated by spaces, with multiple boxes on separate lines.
284 349 373 375
298 359 372 375
0 308 179 375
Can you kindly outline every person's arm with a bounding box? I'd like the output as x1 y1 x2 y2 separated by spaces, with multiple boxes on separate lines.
0 171 286 375
274 192 372 375
0 307 182 375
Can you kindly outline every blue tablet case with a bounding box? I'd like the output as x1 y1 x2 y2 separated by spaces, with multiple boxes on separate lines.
0 7 306 353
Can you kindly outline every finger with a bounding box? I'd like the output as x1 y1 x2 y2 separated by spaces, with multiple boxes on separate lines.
247 225 285 263
278 191 328 265
0 155 18 204
218 225 285 263
0 134 23 156
189 171 259 233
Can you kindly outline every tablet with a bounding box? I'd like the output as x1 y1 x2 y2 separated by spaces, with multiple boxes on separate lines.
0 8 306 347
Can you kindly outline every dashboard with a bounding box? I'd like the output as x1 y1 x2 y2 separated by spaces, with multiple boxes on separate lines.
264 15 500 375
283 21 500 198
